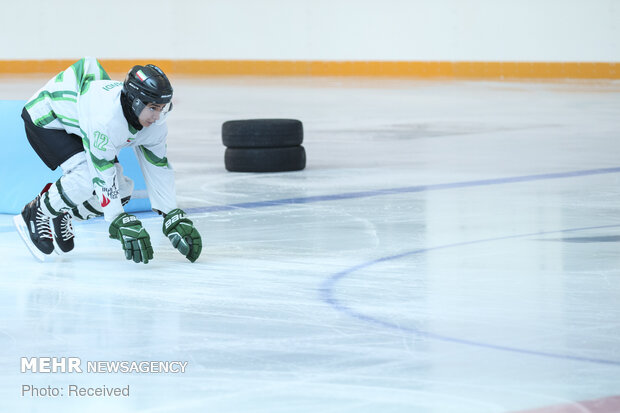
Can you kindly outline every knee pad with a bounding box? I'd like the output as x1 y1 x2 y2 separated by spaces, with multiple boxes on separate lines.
59 162 94 204
41 161 93 216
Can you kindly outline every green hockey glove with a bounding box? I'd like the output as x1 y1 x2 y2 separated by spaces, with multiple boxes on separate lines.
163 209 202 263
109 213 154 264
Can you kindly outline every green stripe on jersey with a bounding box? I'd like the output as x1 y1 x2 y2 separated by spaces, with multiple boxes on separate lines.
90 155 115 171
34 112 57 127
33 111 79 128
80 74 95 94
25 90 78 110
58 114 79 128
71 58 85 86
72 58 110 94
71 58 92 94
139 146 169 167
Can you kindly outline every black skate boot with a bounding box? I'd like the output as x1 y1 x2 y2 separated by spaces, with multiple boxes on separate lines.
13 195 55 261
52 212 75 254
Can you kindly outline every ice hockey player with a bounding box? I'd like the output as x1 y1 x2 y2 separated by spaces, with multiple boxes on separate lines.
13 57 202 264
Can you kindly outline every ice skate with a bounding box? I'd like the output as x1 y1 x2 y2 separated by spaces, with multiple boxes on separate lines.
52 212 75 254
13 196 54 261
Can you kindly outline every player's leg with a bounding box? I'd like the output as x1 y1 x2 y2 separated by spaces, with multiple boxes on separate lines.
40 154 136 253
43 152 96 253
15 108 86 259
57 161 133 256
68 161 134 222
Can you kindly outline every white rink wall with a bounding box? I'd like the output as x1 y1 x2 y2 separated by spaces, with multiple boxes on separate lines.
2 0 619 62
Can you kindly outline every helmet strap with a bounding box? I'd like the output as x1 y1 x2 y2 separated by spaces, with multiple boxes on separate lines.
120 91 143 131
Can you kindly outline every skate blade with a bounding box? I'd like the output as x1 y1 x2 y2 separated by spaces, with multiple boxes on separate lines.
13 214 50 262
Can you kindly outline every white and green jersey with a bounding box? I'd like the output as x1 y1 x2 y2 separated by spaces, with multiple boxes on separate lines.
24 57 177 221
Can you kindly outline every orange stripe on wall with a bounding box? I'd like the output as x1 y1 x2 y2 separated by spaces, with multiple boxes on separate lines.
0 60 617 79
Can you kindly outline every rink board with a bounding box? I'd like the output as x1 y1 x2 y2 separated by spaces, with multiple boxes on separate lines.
0 100 150 214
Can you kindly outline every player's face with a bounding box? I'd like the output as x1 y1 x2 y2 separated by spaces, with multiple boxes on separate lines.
139 103 168 127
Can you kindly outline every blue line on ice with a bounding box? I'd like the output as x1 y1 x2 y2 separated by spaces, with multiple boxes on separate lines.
2 166 618 232
184 166 620 214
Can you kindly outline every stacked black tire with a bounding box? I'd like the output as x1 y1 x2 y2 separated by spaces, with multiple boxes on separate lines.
222 119 306 172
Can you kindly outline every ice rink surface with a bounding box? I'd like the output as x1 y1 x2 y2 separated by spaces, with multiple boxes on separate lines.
1 75 619 412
